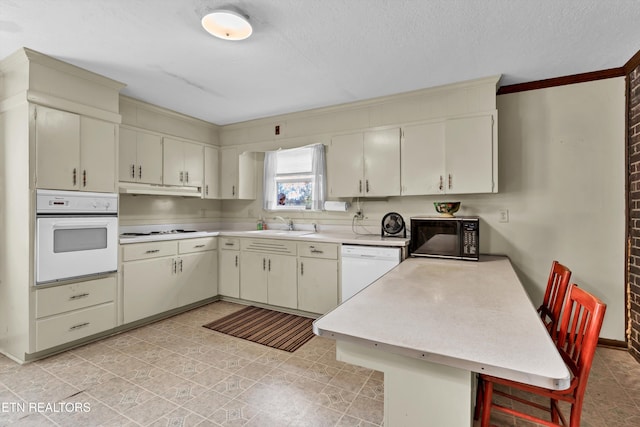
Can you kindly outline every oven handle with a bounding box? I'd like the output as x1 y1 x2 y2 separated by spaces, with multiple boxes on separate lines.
50 222 112 230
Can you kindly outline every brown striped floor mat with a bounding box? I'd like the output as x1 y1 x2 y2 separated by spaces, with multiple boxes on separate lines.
202 306 315 352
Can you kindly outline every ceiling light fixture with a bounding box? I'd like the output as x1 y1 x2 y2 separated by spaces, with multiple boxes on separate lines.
201 9 252 41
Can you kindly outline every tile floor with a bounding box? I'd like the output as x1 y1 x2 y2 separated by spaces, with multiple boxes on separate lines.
0 301 637 426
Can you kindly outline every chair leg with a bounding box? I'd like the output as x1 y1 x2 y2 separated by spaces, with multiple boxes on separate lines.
551 398 559 423
480 380 493 427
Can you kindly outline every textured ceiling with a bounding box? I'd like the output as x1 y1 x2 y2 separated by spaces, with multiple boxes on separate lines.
2 0 640 125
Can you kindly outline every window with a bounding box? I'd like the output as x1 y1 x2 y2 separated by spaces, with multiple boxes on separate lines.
263 144 326 211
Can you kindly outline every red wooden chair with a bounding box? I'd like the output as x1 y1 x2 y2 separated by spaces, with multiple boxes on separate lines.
477 284 606 427
537 260 572 339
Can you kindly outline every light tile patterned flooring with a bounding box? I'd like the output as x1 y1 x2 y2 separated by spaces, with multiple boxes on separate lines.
0 301 637 426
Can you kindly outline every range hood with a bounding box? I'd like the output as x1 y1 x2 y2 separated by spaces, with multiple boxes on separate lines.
118 182 202 197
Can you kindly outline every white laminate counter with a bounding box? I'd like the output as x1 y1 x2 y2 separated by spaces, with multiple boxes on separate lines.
120 229 409 247
313 255 570 426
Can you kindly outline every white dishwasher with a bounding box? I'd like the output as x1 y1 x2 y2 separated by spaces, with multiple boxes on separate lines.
341 245 402 302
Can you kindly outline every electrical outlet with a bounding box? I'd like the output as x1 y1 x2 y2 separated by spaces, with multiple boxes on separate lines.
498 209 509 223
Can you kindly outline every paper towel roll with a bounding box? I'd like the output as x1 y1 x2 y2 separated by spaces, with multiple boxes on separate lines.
324 201 350 211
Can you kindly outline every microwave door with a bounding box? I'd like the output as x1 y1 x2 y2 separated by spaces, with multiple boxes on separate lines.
413 221 460 257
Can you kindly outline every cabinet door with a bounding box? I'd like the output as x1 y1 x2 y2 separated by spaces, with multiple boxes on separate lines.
183 142 204 188
123 257 178 323
240 251 267 303
328 133 364 197
401 122 445 195
178 251 217 306
35 106 80 190
220 147 238 198
445 114 495 194
119 127 138 182
80 117 116 192
237 151 256 200
363 128 401 196
219 250 240 298
163 137 184 186
267 254 297 309
298 258 338 314
137 131 163 184
203 146 219 199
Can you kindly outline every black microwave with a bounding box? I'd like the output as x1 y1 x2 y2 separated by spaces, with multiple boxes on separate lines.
409 216 480 261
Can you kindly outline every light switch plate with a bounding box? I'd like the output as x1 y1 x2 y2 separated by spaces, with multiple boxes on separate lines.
499 209 509 223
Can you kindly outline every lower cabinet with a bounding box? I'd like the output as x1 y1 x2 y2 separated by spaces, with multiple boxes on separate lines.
239 239 298 309
34 276 117 352
297 242 339 314
219 238 240 298
121 237 217 324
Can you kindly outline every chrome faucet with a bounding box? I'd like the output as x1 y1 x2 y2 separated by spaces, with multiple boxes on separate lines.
274 216 294 231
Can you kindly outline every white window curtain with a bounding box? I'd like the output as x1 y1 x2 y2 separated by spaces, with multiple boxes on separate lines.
263 143 326 211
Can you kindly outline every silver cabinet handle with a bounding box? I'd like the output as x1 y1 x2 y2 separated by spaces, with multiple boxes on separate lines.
173 259 177 274
310 249 324 254
205 185 209 196
72 168 77 186
180 171 184 183
131 164 135 179
232 185 236 196
179 259 183 272
448 174 452 190
194 244 206 248
185 171 189 183
366 179 369 193
359 180 362 193
69 293 89 300
83 169 87 187
225 242 235 246
268 258 271 271
138 165 142 179
263 258 266 271
300 261 304 275
235 255 238 267
69 322 90 331
145 249 160 254
439 175 444 191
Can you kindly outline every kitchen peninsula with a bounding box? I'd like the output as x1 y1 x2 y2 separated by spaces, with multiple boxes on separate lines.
313 256 570 426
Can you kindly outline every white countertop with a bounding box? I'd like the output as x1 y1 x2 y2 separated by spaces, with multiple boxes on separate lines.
119 229 409 247
313 256 571 390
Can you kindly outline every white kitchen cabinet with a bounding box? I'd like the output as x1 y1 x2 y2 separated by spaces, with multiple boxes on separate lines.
219 148 256 199
34 276 117 352
203 145 220 199
35 106 117 192
401 112 497 195
122 237 217 324
240 239 297 309
297 242 339 314
328 128 400 197
218 238 240 298
163 137 204 188
119 127 163 185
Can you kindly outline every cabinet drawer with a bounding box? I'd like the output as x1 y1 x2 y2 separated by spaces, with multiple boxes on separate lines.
179 237 217 254
122 241 177 261
219 237 240 250
35 302 116 352
241 238 297 256
36 276 116 318
298 242 338 260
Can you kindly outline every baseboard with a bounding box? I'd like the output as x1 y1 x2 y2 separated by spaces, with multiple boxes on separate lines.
598 338 628 349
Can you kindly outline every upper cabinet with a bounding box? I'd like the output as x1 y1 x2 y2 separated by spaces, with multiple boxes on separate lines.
203 145 219 199
162 137 203 188
35 105 117 193
401 112 497 195
328 128 400 197
219 147 256 199
119 127 163 185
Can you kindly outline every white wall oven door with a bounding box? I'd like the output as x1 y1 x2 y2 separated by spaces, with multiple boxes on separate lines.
36 216 118 284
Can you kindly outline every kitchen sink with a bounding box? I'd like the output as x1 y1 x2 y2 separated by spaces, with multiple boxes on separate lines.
243 230 314 236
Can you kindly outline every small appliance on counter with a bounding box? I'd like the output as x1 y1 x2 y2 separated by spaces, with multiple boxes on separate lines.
409 216 479 261
381 212 406 238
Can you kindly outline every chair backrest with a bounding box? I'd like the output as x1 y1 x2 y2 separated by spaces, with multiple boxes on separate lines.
556 284 606 398
537 260 572 339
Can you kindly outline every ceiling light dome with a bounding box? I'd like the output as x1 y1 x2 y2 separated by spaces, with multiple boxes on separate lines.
201 9 252 41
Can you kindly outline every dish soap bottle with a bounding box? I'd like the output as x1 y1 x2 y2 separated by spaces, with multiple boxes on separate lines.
257 218 263 230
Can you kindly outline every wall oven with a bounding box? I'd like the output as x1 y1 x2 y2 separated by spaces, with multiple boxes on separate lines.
36 189 118 285
409 216 480 261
